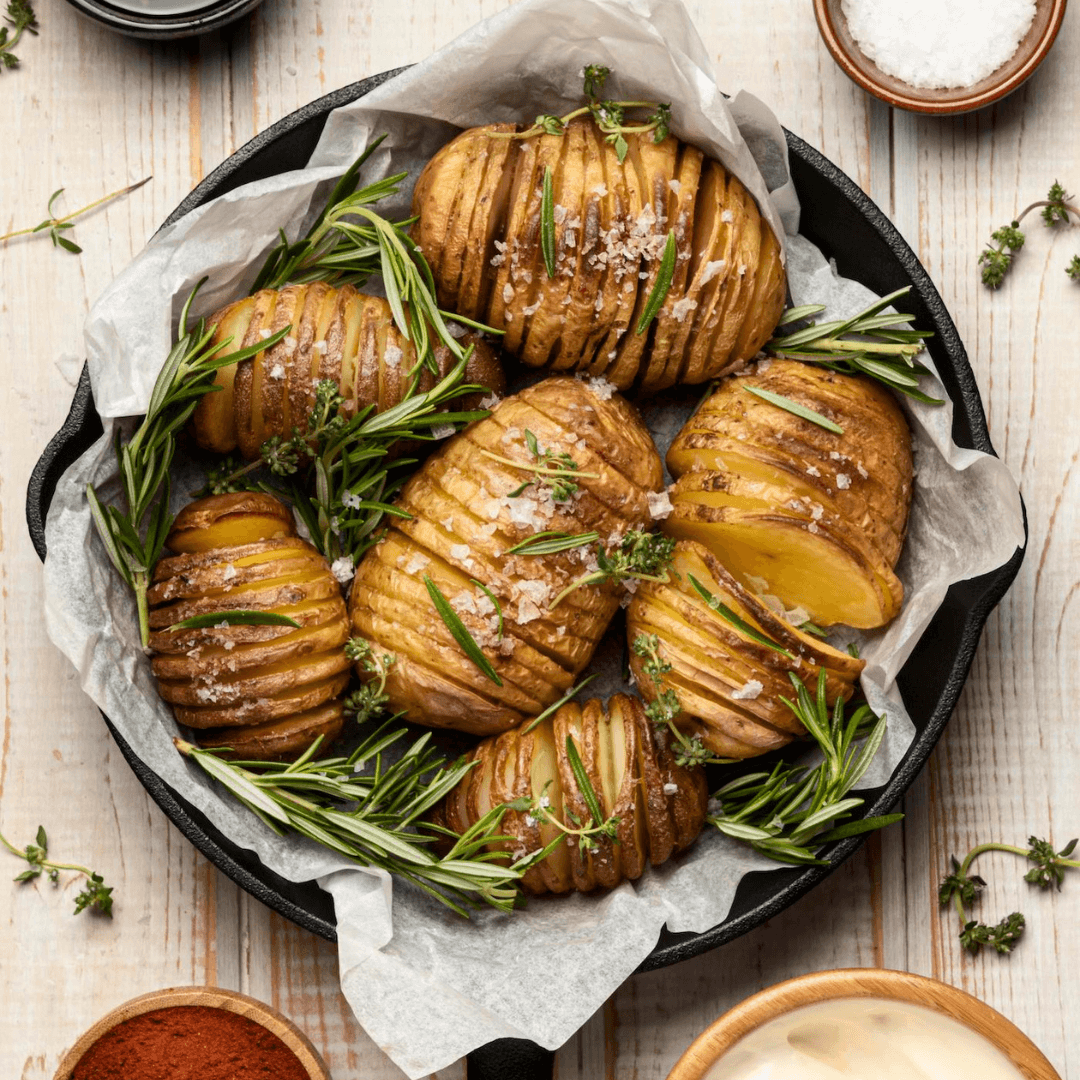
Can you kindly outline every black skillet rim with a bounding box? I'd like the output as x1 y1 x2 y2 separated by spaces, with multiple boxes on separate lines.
25 67 1027 969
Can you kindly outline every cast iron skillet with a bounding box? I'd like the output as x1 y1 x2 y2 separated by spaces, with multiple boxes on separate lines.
26 69 1025 1079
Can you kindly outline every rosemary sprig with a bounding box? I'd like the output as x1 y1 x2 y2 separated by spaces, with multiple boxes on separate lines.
635 230 677 334
979 181 1080 287
521 674 600 734
743 385 844 434
1 824 114 916
632 633 730 768
0 177 151 253
491 64 671 163
550 530 676 609
554 735 620 852
707 670 902 864
0 0 36 71
167 611 301 632
481 429 598 502
939 836 1079 956
685 574 793 658
541 166 556 279
503 530 600 556
175 728 546 917
766 286 942 404
87 282 291 647
424 575 503 685
250 135 497 367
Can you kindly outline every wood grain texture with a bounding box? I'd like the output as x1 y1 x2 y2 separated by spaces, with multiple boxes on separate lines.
0 1 1076 1078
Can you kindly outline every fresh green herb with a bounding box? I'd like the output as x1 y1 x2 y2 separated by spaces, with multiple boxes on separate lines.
798 620 828 638
86 282 291 647
251 135 500 366
847 642 861 659
470 579 504 641
541 166 557 279
1 824 114 916
939 836 1079 956
766 287 941 404
0 177 151 253
490 63 672 163
521 674 600 734
424 575 503 685
342 638 397 726
481 429 598 503
632 633 730 768
979 182 1080 288
550 530 676 609
0 0 36 71
176 730 546 917
707 670 902 864
743 385 844 434
503 530 600 556
1067 255 1080 282
635 230 677 335
686 574 792 657
167 610 301 632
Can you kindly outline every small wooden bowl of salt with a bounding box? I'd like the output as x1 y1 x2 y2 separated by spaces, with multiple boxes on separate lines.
815 0 1067 114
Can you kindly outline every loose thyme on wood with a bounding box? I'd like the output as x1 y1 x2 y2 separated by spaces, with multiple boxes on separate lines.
979 181 1080 287
1 824 114 916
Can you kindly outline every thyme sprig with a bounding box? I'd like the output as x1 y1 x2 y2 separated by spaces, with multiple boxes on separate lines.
176 730 546 917
482 429 598 502
979 181 1080 288
707 671 902 864
766 286 941 404
87 283 291 647
0 177 151 253
1 824 114 916
939 836 1079 956
491 64 671 163
550 530 675 609
251 135 499 368
0 0 36 71
632 633 729 768
342 637 396 726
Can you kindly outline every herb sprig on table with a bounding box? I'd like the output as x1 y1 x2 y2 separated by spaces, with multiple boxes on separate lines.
1 824 114 916
0 0 36 71
939 835 1079 956
979 181 1080 288
765 286 941 404
87 283 291 647
0 177 151 254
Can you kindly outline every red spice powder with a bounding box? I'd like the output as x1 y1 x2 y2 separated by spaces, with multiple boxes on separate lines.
71 1004 311 1080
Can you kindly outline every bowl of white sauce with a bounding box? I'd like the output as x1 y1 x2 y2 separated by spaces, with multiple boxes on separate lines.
666 969 1061 1080
814 0 1067 113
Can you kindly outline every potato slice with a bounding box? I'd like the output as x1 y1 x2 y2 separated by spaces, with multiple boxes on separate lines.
195 699 345 761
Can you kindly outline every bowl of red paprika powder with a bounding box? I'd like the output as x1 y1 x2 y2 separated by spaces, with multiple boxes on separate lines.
53 986 331 1080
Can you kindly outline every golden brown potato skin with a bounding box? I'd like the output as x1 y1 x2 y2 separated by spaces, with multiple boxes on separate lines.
348 376 664 736
663 358 913 629
148 494 350 761
412 118 786 395
431 694 708 895
191 284 506 458
628 541 865 759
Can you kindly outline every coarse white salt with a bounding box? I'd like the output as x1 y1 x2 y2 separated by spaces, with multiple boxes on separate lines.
585 374 617 400
403 552 430 575
330 556 355 585
731 679 764 701
663 782 679 795
268 363 286 380
699 259 726 286
837 473 852 490
840 0 1036 90
647 490 674 520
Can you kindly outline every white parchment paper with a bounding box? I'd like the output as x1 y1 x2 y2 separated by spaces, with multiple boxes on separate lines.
42 1 1024 1076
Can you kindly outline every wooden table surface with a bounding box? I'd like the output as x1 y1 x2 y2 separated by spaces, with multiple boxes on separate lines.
2 2 1078 1077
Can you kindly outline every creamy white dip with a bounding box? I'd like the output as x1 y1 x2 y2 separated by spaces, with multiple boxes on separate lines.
702 997 1026 1080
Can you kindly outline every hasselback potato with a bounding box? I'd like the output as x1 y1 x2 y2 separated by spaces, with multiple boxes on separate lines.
348 376 664 736
148 493 351 760
191 283 505 457
432 693 708 894
412 118 786 394
627 541 865 759
663 358 912 629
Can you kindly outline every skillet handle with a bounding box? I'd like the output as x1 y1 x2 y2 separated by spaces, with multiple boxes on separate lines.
466 1038 555 1079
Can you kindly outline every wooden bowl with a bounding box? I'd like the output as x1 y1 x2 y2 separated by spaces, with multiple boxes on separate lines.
53 985 332 1080
666 968 1061 1080
814 0 1068 114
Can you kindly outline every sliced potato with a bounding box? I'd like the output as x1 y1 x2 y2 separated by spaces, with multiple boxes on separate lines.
431 694 708 895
